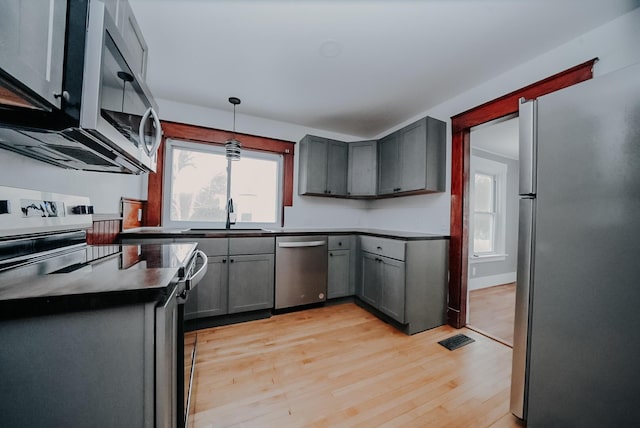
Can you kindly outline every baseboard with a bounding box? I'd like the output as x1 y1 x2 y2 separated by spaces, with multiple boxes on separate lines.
468 272 516 290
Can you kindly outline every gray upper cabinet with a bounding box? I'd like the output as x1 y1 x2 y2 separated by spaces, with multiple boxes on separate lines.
377 132 401 195
298 135 348 196
298 115 444 199
378 117 446 195
347 140 377 196
327 140 348 195
0 0 67 109
105 0 148 79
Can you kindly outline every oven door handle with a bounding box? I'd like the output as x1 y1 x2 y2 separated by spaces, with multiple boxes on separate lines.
185 250 208 291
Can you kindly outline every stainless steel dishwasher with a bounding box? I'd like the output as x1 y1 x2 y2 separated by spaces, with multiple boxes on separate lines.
275 236 328 309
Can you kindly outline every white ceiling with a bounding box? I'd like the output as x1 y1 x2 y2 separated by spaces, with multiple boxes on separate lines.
130 0 637 138
471 116 519 160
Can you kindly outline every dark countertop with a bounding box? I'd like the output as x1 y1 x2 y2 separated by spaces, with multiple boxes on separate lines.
120 227 450 241
0 243 196 318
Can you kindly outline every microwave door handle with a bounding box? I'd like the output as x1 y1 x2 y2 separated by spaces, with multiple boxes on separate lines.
148 107 163 156
138 107 162 156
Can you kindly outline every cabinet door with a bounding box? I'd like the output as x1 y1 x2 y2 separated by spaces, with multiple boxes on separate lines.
377 133 400 195
299 135 328 195
0 0 67 108
360 252 381 307
399 119 427 192
379 257 406 323
328 249 350 298
326 140 348 195
348 140 377 196
184 256 228 319
118 0 148 79
228 254 275 313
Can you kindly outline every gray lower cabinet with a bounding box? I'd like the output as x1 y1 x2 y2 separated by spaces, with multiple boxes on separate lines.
359 252 406 323
360 252 382 306
378 256 406 323
183 237 275 319
328 249 350 298
228 254 275 313
358 236 448 334
0 300 162 427
327 235 356 299
184 255 228 319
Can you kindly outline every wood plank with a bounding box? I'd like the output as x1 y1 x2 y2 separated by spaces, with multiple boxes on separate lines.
188 303 519 427
468 283 516 346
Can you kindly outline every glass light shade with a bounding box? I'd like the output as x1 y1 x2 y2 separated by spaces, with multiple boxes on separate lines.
225 138 241 160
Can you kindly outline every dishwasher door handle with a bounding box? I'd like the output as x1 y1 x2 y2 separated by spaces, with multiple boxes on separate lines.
278 240 326 248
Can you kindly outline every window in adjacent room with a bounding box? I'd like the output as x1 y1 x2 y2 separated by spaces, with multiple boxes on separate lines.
470 156 507 258
162 138 282 228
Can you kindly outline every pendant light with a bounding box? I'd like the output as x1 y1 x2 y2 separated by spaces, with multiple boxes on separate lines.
225 97 242 160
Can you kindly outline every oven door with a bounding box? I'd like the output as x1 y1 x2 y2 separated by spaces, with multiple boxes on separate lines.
79 4 161 172
156 283 179 428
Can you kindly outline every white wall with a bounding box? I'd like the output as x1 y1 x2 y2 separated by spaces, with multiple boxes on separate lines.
362 7 640 234
158 98 370 229
0 149 146 214
2 8 637 226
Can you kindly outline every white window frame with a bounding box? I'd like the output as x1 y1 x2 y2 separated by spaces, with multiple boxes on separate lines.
162 138 283 229
469 156 507 262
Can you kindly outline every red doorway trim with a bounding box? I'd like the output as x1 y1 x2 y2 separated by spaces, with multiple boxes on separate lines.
448 58 597 328
146 121 295 227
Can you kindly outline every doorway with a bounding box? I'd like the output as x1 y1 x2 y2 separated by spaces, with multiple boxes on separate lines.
466 116 519 346
446 58 597 330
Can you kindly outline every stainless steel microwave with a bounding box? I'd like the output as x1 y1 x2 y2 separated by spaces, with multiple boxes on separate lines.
0 0 161 174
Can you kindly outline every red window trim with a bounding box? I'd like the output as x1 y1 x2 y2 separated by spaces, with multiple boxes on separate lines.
447 58 597 328
146 120 295 227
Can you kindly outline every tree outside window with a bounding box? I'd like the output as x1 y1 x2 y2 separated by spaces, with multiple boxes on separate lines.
163 139 282 228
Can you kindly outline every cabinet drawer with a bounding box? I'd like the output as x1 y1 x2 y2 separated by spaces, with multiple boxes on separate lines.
229 237 275 255
360 236 405 261
175 238 227 256
328 235 352 250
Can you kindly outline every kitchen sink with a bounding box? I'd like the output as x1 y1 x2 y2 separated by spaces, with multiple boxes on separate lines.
183 228 271 233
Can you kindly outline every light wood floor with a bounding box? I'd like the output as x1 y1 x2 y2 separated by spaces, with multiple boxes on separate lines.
468 283 516 346
186 303 521 428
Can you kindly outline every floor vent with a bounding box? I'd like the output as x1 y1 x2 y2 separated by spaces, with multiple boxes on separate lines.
438 334 475 351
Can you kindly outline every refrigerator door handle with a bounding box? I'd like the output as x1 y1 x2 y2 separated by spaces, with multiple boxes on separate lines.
519 98 537 196
511 197 536 420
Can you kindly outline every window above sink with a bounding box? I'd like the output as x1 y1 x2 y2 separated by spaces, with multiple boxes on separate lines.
162 138 283 230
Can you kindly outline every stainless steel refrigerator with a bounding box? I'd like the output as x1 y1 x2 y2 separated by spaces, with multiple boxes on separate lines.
510 62 640 426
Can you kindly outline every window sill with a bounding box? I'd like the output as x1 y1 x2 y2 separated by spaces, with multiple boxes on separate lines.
469 254 507 263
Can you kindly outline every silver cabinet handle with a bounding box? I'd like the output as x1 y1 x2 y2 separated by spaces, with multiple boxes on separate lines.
186 250 208 291
278 240 326 248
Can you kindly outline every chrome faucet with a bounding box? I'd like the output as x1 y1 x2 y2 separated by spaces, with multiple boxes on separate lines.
225 198 236 229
